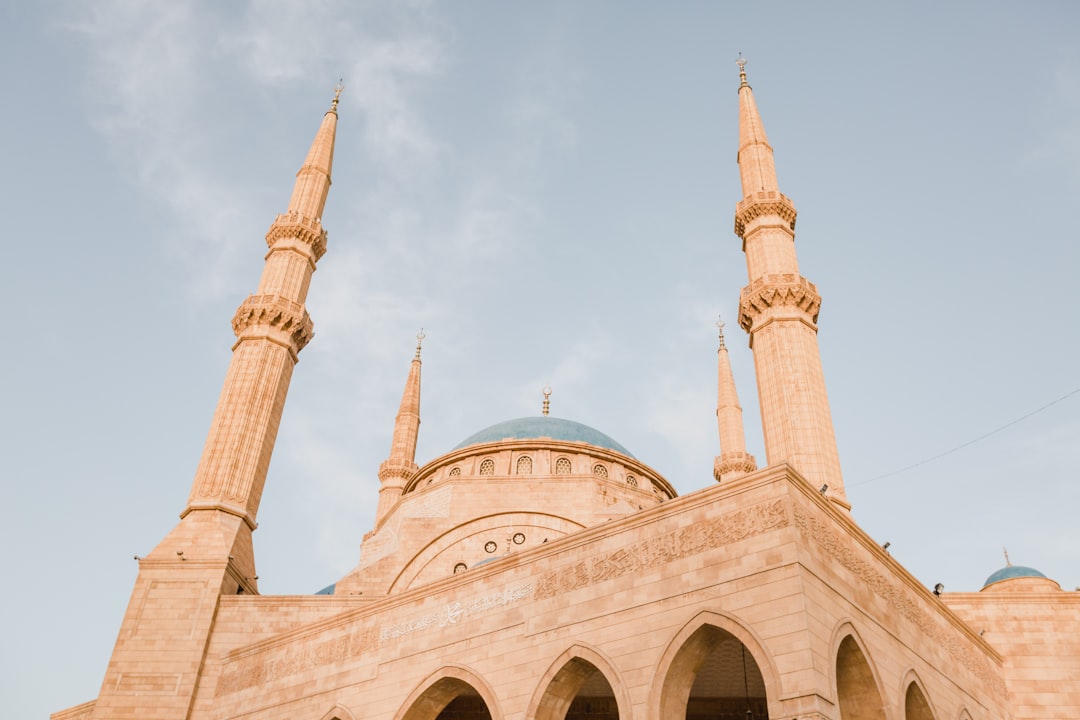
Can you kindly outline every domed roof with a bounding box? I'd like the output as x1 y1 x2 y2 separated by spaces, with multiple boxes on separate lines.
453 416 635 458
982 565 1047 588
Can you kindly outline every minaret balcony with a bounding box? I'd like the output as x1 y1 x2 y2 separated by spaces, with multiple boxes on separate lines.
265 211 328 260
231 293 314 354
734 191 797 238
738 274 821 332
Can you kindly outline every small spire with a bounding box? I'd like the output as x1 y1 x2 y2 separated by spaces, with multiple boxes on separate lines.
716 315 727 350
331 79 344 113
415 328 425 360
736 53 749 89
1004 547 1012 567
542 386 552 416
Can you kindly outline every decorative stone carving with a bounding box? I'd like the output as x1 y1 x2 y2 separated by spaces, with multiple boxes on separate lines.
734 191 797 238
791 503 1007 698
231 294 314 351
713 451 758 482
738 274 821 331
265 211 328 260
534 499 788 600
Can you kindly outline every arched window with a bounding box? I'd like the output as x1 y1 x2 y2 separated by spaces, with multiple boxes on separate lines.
479 459 495 476
516 456 533 474
448 467 461 477
625 475 637 487
593 464 608 478
555 457 572 474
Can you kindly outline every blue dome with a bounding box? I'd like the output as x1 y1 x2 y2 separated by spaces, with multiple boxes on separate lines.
453 417 635 458
982 565 1047 588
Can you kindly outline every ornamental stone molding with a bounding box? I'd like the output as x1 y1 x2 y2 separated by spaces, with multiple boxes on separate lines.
734 190 797 238
379 460 419 485
713 451 758 482
232 293 314 352
265 211 328 260
738 273 821 331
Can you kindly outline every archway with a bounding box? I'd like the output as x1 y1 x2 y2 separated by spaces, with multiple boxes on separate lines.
658 624 769 720
835 635 885 720
904 679 934 720
396 667 501 720
530 647 627 720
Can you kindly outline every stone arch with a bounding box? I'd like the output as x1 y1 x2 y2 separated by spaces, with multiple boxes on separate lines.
526 643 632 720
393 665 503 720
900 669 936 720
319 705 357 720
831 622 887 720
650 610 780 719
955 709 973 720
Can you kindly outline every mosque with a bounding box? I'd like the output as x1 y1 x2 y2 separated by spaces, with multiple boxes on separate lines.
55 64 1078 720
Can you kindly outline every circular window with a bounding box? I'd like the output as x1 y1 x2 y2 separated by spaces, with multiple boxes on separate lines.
479 459 495 476
512 532 525 545
453 562 467 574
484 541 498 553
593 463 608 478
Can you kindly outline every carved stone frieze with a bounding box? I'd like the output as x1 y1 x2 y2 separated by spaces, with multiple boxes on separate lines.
791 504 1007 698
533 499 789 600
738 274 821 331
734 191 797 238
231 294 314 351
265 211 328 260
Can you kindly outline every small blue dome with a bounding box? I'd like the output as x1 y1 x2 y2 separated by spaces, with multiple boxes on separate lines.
982 565 1047 588
454 417 635 458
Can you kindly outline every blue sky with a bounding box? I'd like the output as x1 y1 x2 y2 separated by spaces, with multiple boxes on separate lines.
2 2 1077 717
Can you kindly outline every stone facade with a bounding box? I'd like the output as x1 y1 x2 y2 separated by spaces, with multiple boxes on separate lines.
55 73 1077 720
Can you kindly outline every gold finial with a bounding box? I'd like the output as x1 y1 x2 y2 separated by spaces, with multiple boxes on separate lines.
542 386 552 416
1003 547 1011 567
716 315 727 350
415 328 425 359
331 78 345 111
736 53 749 88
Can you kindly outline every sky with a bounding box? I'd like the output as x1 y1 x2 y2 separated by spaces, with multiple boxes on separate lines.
1 2 1077 717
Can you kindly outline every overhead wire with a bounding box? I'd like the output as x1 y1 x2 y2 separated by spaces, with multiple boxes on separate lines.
852 386 1080 487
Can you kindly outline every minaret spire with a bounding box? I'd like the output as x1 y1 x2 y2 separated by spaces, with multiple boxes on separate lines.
732 60 848 508
376 331 424 525
87 89 342 720
713 318 757 482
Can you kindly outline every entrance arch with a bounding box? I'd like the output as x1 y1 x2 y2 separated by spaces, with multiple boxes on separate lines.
528 644 631 720
395 666 502 720
834 630 886 720
652 612 776 720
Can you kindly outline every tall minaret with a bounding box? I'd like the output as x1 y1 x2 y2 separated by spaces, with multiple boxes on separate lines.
89 89 341 720
713 318 757 482
733 59 847 508
375 331 424 525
